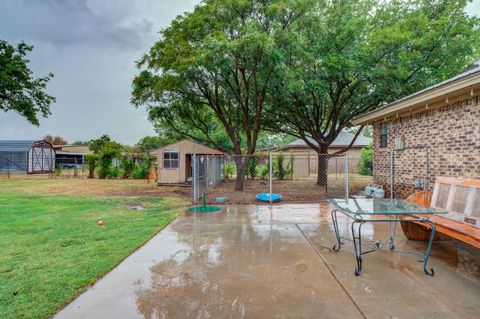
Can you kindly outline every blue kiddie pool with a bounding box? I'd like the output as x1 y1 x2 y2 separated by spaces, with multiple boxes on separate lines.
255 193 282 203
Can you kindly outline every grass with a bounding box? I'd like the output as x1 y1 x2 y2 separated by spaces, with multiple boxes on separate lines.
0 179 188 319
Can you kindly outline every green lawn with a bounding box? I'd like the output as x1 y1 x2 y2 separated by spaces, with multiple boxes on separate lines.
0 180 187 319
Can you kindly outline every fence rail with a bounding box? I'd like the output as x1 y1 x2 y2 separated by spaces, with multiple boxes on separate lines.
192 153 372 205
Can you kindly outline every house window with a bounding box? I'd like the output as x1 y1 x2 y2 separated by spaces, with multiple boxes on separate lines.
163 152 179 168
380 122 388 148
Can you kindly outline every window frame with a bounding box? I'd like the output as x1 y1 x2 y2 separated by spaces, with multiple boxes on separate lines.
380 122 388 148
163 151 179 169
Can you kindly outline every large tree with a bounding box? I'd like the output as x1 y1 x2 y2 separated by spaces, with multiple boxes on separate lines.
266 0 480 185
132 0 310 190
0 40 55 125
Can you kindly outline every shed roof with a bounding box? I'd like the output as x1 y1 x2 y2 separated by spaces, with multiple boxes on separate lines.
0 140 46 152
275 131 371 150
152 139 225 155
353 61 480 125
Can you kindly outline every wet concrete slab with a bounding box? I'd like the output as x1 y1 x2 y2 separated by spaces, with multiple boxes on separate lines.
299 222 480 319
55 204 480 319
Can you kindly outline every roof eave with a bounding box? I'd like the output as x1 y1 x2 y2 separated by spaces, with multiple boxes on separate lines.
353 72 480 125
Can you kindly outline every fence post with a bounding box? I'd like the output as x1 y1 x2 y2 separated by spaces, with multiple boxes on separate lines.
335 157 338 180
345 153 349 199
269 153 273 204
206 156 209 193
192 154 197 204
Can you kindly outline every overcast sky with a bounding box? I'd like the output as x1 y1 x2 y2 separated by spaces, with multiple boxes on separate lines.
0 0 479 145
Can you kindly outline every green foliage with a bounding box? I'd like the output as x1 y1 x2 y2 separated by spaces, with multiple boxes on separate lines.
54 167 62 177
274 154 287 180
256 164 270 180
222 162 236 179
132 164 150 179
267 0 480 154
246 156 258 179
131 153 154 180
120 155 136 179
287 154 295 179
84 154 97 179
90 135 123 179
357 144 373 176
0 40 55 125
273 153 295 180
132 0 308 156
107 166 120 179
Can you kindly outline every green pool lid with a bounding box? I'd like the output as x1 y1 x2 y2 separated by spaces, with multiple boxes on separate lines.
188 205 222 213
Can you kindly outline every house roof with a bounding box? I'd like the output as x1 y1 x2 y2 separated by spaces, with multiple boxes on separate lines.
353 61 480 125
0 140 52 152
275 131 371 150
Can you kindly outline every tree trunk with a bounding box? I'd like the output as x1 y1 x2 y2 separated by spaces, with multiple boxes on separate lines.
317 152 329 187
234 157 247 191
88 165 95 179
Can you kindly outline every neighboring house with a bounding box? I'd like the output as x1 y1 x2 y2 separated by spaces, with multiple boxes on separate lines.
53 145 91 168
272 131 371 156
353 60 480 198
0 140 55 174
152 139 224 184
270 131 372 176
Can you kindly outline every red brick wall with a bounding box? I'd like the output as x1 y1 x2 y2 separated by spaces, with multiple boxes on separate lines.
373 95 480 198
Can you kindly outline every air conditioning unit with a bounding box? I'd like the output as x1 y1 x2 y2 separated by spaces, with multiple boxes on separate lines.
394 137 404 150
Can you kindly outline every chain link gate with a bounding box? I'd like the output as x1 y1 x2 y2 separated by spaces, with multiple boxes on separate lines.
191 152 372 205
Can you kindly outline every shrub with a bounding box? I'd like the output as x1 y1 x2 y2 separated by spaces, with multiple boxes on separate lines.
132 164 149 179
286 154 295 179
107 166 120 178
222 162 236 179
357 144 373 176
246 156 258 179
120 155 136 178
274 154 286 180
54 167 62 177
256 164 269 180
85 154 97 179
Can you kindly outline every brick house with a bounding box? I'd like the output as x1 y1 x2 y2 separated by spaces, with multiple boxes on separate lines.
353 61 480 198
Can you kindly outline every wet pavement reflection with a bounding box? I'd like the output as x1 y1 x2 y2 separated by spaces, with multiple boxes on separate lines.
55 204 480 319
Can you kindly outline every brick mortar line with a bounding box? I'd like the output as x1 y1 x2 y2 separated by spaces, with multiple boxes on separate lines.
295 224 368 319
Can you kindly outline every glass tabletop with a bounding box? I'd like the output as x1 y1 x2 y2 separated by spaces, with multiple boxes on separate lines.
329 198 448 215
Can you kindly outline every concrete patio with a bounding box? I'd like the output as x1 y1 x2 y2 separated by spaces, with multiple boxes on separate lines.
55 204 480 319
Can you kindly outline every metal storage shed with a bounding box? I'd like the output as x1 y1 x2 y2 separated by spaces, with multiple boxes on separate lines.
0 140 55 174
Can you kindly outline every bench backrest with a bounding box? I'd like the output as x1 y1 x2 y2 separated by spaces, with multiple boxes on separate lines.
431 177 480 228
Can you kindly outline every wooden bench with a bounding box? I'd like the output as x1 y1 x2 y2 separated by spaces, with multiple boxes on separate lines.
400 177 480 249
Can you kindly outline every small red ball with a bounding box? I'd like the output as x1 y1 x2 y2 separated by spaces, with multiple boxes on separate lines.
97 220 104 226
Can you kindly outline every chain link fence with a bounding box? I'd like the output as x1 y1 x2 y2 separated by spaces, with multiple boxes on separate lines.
0 155 88 178
192 153 372 204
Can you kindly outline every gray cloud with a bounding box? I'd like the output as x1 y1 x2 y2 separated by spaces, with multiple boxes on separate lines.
0 0 157 49
0 0 199 144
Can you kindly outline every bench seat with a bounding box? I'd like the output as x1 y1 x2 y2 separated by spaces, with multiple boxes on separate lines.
410 216 480 249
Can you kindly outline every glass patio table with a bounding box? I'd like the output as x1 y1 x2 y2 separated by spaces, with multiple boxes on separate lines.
329 198 447 276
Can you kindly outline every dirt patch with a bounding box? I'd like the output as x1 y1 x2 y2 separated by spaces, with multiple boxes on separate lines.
203 176 371 205
0 178 192 200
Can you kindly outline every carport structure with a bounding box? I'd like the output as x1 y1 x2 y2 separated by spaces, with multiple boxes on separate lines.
0 140 55 174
